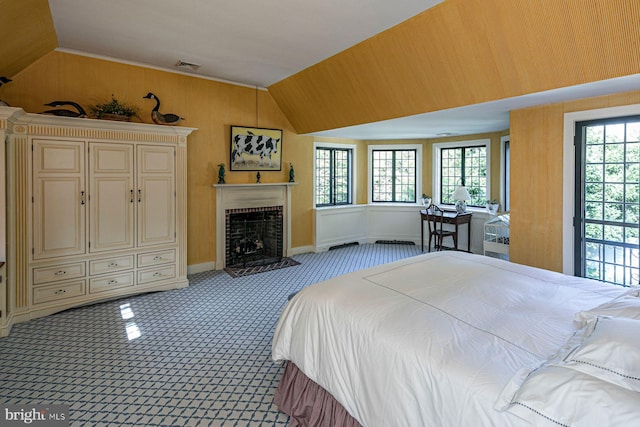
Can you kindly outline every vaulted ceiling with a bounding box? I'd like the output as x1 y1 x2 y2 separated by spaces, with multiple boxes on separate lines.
1 0 639 139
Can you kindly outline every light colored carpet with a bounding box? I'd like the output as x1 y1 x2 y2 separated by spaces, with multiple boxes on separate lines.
0 243 421 426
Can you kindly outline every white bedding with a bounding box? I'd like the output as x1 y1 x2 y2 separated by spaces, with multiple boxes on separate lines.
272 251 629 427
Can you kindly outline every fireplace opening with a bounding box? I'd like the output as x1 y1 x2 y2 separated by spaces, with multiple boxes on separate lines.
226 206 283 268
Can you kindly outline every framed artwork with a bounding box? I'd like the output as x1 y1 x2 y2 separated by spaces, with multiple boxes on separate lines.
230 125 282 171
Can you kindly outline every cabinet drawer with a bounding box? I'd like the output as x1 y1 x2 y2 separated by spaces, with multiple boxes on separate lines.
89 272 134 294
137 249 176 268
33 262 86 285
89 255 134 276
137 265 176 286
33 280 86 304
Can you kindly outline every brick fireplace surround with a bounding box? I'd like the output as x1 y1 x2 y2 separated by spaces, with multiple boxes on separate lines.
225 206 283 268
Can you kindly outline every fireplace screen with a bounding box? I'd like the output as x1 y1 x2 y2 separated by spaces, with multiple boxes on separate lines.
226 206 283 268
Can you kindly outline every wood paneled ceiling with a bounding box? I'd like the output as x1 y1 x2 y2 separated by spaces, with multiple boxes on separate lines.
269 0 640 135
0 0 57 78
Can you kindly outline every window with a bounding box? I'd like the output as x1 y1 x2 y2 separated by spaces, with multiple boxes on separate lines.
501 136 510 212
369 145 421 203
433 140 490 207
314 143 354 207
574 116 639 287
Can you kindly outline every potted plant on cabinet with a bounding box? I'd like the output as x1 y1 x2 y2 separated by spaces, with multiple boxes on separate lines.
89 96 140 121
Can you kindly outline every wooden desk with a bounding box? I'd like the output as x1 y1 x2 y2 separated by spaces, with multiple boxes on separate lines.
420 209 472 252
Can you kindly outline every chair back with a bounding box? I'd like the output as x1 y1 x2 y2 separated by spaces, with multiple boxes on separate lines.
428 205 446 235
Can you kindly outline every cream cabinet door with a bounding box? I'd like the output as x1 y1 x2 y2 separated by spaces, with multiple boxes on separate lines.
32 139 86 259
89 143 135 252
137 145 175 246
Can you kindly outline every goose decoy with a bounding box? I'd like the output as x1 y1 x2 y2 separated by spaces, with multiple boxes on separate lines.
143 92 184 125
42 100 87 118
0 76 11 107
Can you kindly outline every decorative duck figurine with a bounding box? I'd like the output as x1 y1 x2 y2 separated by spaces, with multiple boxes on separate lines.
0 76 12 107
143 92 184 125
42 100 87 118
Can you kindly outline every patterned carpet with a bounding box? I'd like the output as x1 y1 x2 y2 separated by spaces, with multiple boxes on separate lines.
0 243 422 427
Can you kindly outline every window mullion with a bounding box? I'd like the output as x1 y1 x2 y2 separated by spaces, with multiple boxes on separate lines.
329 150 335 205
392 151 397 202
460 148 466 186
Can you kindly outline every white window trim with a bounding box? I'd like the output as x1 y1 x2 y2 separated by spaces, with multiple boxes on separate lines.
367 144 422 205
562 104 640 275
314 141 357 209
432 138 491 210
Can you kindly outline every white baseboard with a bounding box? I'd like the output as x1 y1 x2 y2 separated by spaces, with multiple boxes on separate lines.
187 262 216 275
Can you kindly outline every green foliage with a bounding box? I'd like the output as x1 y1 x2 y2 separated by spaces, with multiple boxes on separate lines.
89 96 140 118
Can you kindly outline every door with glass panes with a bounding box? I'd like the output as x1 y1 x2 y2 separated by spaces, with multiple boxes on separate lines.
574 116 639 287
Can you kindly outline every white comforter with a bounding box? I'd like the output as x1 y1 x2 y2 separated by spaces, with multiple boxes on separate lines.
272 251 626 427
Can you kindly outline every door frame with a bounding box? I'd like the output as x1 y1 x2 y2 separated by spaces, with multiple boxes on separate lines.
563 104 640 275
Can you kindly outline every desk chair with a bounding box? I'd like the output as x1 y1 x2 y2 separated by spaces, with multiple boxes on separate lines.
428 205 457 251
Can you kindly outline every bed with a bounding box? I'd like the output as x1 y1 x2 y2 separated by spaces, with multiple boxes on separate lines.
272 251 640 427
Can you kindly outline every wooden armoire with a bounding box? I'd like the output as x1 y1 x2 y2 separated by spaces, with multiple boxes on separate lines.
0 107 195 336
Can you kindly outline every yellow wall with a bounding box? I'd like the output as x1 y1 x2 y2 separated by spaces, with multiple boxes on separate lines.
270 0 640 134
0 0 57 78
4 51 639 274
1 51 358 266
510 91 640 272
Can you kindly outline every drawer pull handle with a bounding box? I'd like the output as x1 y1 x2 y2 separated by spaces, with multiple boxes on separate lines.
153 272 162 277
54 289 67 295
130 189 134 203
54 270 67 276
153 256 163 261
108 263 119 267
108 280 118 285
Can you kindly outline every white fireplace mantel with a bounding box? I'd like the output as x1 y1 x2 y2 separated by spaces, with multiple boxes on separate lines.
213 182 296 269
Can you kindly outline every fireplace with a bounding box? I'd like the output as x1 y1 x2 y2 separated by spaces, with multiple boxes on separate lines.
213 183 295 270
226 206 283 268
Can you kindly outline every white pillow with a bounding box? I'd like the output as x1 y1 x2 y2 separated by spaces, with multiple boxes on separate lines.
553 316 640 392
496 364 640 427
575 289 640 326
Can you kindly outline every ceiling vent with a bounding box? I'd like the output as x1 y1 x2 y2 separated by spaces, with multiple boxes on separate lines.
175 60 201 71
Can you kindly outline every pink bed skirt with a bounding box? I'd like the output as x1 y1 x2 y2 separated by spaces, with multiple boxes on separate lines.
274 361 363 427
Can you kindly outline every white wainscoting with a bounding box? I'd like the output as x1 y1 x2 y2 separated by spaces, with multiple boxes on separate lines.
314 205 368 252
366 205 423 244
315 204 491 254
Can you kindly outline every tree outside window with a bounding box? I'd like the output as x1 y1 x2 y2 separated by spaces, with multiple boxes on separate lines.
315 146 352 207
371 149 417 203
440 146 487 206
